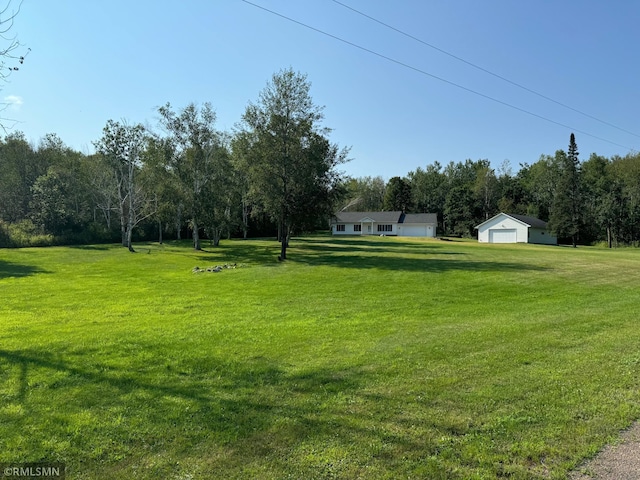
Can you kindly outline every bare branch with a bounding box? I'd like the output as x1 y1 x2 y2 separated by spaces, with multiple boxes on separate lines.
0 0 28 132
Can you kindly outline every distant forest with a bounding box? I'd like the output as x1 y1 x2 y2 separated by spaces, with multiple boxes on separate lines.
2 124 639 249
348 133 640 247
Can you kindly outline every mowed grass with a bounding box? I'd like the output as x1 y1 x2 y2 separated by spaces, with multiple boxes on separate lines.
1 236 639 479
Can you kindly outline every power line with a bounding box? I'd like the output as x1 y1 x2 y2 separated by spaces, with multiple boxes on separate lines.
240 0 635 151
332 0 640 140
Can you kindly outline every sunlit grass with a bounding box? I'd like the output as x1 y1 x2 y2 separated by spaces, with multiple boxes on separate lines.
1 237 639 479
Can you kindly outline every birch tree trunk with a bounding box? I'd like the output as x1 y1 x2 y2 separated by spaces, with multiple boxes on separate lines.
192 219 201 250
126 161 135 252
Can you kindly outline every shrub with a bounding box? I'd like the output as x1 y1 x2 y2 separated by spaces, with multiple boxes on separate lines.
2 220 55 248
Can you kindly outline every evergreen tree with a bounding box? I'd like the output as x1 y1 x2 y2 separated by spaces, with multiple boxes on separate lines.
383 176 412 212
549 133 581 247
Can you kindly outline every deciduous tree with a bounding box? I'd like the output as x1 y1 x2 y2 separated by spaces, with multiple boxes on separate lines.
157 102 230 249
1 1 29 132
341 176 386 212
94 120 153 251
239 68 348 259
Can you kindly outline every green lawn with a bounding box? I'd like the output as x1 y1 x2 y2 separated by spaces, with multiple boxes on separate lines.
1 236 639 479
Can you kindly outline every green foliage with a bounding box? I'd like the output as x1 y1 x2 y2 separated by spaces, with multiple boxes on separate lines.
472 160 498 221
408 162 445 217
2 219 54 247
157 103 232 249
443 160 481 236
238 68 348 258
549 134 582 246
1 238 640 478
94 120 150 251
5 79 640 248
341 175 386 211
383 176 412 212
0 132 47 223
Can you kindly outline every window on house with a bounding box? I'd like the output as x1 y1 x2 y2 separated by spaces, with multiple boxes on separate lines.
353 224 361 232
377 224 393 232
336 224 345 232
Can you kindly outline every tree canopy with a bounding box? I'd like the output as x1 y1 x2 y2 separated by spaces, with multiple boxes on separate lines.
2 69 640 250
237 68 348 259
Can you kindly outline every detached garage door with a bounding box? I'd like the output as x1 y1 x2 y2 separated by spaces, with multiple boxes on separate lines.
489 228 517 243
401 225 427 237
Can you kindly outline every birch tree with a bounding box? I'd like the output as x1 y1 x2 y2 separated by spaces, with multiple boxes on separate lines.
94 120 153 252
157 102 229 250
1 0 29 132
239 69 348 259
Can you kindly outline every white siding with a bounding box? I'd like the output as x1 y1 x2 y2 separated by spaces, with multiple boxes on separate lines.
332 223 362 235
477 214 528 243
398 224 436 237
375 223 398 235
528 228 557 245
332 222 399 235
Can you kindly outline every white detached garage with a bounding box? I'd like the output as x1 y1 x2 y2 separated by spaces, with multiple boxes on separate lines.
476 213 557 245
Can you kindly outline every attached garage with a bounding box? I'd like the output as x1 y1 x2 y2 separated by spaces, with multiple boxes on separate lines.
399 225 427 237
476 213 557 245
398 213 437 238
331 212 437 237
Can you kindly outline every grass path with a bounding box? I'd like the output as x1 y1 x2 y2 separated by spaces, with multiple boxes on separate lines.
1 237 639 479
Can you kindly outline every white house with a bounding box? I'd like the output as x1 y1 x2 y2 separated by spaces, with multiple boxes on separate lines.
331 211 437 237
475 213 557 245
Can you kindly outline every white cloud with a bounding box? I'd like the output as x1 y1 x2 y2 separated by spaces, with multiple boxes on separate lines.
3 95 23 110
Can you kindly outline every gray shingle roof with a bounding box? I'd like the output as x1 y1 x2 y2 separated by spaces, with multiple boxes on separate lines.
401 213 437 224
507 214 548 229
333 211 438 224
333 211 403 223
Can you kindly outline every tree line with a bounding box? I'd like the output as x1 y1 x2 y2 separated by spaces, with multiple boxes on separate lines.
0 69 348 256
2 68 639 249
343 134 640 247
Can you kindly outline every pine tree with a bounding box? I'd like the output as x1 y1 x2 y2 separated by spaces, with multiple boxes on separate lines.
549 133 581 247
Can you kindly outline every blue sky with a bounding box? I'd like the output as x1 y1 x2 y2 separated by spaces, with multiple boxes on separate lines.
3 0 639 179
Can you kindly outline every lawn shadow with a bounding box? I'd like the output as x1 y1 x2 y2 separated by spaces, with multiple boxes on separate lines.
67 244 115 251
0 260 49 279
185 240 284 266
0 347 429 475
290 238 548 273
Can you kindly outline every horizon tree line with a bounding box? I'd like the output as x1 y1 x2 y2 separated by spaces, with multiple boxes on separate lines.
0 69 348 256
1 72 639 249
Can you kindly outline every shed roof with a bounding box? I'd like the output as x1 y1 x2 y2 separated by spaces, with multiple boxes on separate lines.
475 212 548 229
507 214 548 229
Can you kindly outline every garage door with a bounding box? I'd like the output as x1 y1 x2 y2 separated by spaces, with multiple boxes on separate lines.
401 225 427 237
489 229 517 243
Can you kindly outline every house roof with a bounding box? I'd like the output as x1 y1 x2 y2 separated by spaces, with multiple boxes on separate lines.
333 211 438 224
475 212 548 229
334 211 403 223
401 213 437 224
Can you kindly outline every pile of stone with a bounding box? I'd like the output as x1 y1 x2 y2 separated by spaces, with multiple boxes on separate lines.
192 263 244 273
